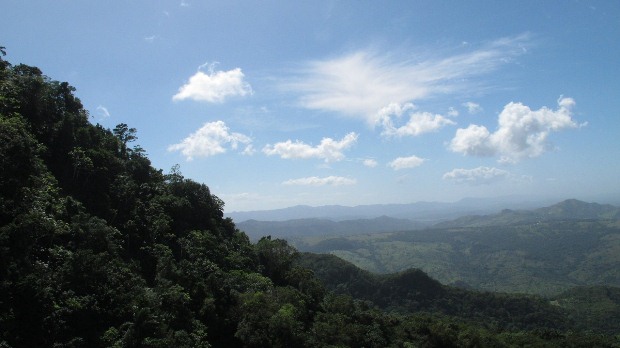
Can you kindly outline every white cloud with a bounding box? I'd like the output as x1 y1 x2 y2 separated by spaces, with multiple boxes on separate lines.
449 124 495 157
449 97 580 163
286 35 529 123
374 102 416 127
241 144 256 156
380 105 456 137
463 101 482 114
363 158 378 168
173 62 253 103
388 155 426 170
263 132 358 162
283 176 357 186
442 166 510 185
144 35 156 43
447 107 459 117
168 121 252 160
95 105 110 119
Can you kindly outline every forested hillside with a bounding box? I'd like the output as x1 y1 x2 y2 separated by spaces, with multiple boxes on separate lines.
293 211 620 296
2 51 619 347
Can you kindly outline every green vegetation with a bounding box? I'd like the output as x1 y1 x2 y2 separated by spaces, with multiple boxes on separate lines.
552 286 620 335
1 50 619 347
294 217 620 296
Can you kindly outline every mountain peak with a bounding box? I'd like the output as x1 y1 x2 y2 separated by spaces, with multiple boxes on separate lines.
539 199 619 219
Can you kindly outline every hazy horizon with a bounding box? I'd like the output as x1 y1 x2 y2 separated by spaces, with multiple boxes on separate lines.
3 1 619 212
226 195 620 214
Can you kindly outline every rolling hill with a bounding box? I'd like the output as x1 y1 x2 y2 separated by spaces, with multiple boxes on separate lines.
289 200 620 295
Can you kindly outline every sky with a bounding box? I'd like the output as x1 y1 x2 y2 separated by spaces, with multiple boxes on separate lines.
2 1 619 212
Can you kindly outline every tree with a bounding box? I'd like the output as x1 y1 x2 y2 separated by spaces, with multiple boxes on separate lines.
113 123 137 158
255 237 299 286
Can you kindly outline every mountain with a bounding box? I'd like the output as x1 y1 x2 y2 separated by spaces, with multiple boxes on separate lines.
291 202 620 295
237 215 427 241
226 196 555 222
537 199 620 220
298 253 571 332
434 199 620 228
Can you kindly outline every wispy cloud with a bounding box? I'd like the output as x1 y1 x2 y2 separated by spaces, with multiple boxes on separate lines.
286 34 529 124
173 62 253 103
263 132 358 162
168 121 252 160
241 144 256 156
449 97 582 163
442 166 511 185
388 155 426 170
283 176 357 186
462 101 482 114
144 35 156 43
363 158 378 168
95 105 110 119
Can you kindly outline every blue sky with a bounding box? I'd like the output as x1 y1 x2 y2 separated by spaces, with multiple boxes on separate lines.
2 1 619 212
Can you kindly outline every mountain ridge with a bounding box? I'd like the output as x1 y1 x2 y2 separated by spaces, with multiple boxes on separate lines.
237 215 427 241
435 198 620 228
226 196 560 222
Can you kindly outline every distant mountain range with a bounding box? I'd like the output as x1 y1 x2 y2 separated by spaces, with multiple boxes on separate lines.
234 198 620 241
234 199 620 296
237 216 426 241
434 199 620 228
226 196 560 223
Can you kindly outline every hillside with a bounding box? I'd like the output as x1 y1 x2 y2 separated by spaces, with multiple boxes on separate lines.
2 53 619 347
553 286 620 335
292 205 620 295
299 253 620 335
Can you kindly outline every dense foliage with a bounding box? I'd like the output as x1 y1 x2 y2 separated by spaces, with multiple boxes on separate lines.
292 217 620 295
298 253 573 331
1 50 619 347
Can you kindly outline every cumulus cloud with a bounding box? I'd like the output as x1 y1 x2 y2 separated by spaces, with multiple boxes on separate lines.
388 155 426 170
379 103 456 137
463 101 483 114
442 166 511 185
283 176 357 186
263 132 358 162
286 35 529 123
173 62 253 103
449 97 580 163
168 121 252 160
363 159 378 168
